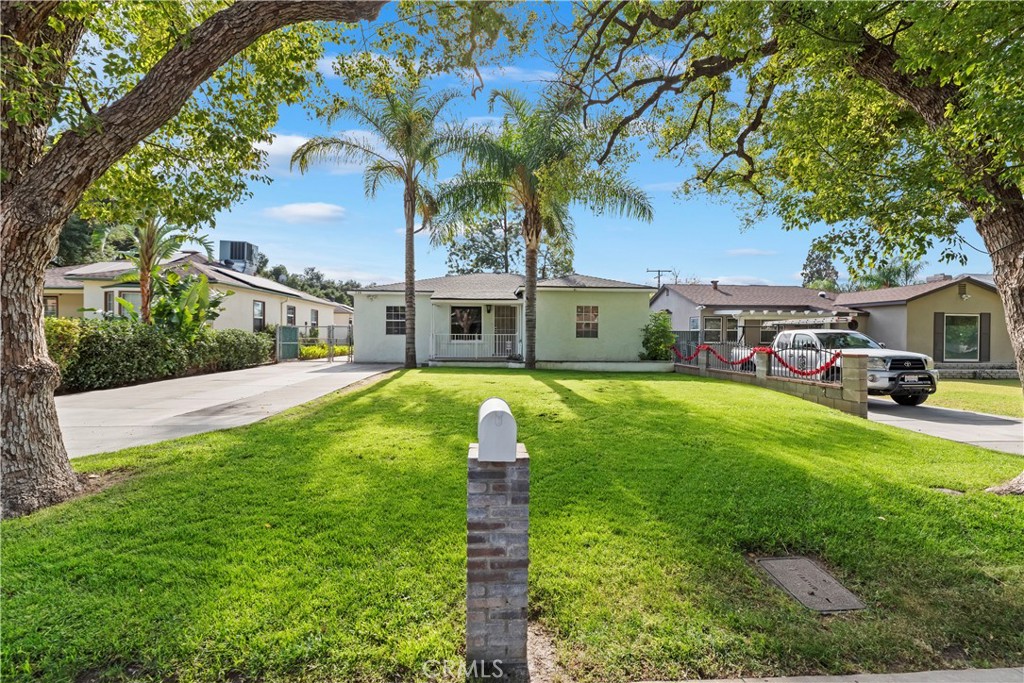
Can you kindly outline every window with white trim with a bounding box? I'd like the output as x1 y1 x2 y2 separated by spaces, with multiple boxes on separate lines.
576 305 599 338
725 318 738 342
253 301 265 332
450 306 482 339
944 314 979 361
703 316 722 342
310 309 319 327
118 290 142 316
385 305 406 335
286 305 296 326
43 296 59 318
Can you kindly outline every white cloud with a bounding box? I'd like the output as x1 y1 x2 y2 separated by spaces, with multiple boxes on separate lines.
263 203 346 224
255 133 309 169
317 54 339 78
472 65 558 83
725 248 779 257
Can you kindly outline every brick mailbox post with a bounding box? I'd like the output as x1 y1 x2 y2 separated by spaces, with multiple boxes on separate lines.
467 398 529 679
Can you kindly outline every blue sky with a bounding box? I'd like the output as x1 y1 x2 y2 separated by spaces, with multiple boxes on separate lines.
206 6 995 289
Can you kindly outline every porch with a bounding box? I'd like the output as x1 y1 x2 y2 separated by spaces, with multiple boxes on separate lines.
428 301 524 360
430 333 523 360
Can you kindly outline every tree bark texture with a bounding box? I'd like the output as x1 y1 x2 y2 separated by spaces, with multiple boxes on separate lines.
522 208 542 369
854 31 1024 494
404 182 418 369
1 1 384 518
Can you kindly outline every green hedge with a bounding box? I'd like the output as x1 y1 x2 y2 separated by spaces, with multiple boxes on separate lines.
298 343 351 360
45 318 273 392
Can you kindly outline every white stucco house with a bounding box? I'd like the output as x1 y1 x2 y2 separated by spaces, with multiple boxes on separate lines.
352 273 661 368
44 249 338 333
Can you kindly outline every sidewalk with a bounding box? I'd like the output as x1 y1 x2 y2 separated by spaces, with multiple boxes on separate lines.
56 360 398 457
647 667 1023 683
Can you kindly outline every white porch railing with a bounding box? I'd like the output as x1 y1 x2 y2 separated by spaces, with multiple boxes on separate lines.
431 333 521 360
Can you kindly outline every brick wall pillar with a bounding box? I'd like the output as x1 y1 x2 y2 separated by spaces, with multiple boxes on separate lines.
467 443 529 678
697 347 709 377
755 350 770 381
841 354 869 417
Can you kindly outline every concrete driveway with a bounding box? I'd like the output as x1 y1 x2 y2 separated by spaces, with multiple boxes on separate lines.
868 399 1024 455
57 360 398 458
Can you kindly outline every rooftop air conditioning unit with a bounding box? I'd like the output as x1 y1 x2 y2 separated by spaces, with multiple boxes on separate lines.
219 240 258 274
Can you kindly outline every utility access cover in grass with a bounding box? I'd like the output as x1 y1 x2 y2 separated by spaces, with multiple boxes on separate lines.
756 557 866 613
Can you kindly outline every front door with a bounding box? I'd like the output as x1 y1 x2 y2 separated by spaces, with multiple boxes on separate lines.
494 305 517 357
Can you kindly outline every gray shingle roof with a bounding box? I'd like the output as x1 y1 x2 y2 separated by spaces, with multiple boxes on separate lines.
538 274 651 289
63 254 336 306
359 273 651 299
664 284 861 313
834 275 997 306
44 265 84 289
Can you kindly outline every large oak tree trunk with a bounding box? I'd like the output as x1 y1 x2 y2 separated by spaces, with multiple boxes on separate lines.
404 183 418 369
1 1 384 518
854 33 1024 494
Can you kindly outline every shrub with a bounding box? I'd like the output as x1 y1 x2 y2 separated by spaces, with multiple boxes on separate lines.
44 317 83 375
62 320 190 391
210 329 273 371
298 344 351 360
51 320 273 392
639 311 676 361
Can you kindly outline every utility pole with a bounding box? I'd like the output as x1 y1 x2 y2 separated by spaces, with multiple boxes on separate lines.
647 268 673 288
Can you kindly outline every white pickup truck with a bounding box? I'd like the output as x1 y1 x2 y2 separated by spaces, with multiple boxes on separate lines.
732 329 938 405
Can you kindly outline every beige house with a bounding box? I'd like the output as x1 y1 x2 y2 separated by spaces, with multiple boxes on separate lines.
43 265 86 318
835 274 1012 365
44 252 338 333
353 273 657 368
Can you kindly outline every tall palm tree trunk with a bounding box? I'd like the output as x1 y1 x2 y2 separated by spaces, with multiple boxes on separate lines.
404 184 418 369
140 270 152 324
523 208 541 369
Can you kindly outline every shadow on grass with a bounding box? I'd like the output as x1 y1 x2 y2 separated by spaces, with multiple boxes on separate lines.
2 369 1023 682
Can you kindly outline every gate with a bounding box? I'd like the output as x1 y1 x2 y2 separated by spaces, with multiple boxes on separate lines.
277 325 300 360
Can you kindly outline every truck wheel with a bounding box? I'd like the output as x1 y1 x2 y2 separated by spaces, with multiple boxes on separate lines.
892 393 928 406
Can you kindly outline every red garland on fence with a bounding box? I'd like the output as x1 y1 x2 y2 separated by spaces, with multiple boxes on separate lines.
671 345 843 377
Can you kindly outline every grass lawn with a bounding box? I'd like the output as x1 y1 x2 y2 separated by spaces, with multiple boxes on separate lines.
3 369 1024 682
928 378 1023 418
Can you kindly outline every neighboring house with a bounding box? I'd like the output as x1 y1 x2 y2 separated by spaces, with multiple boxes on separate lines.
650 281 866 345
835 274 1012 365
44 248 337 333
334 303 354 327
43 265 86 318
352 273 654 366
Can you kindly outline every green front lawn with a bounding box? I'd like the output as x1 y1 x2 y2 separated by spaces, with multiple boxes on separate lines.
4 370 1023 682
929 378 1023 418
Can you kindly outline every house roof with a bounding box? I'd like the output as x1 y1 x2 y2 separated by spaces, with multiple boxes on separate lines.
63 254 336 306
358 272 651 300
834 274 997 306
660 284 861 314
334 303 354 314
44 265 84 289
537 274 652 289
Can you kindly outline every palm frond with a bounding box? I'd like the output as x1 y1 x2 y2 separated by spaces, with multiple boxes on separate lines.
291 134 395 174
574 169 654 222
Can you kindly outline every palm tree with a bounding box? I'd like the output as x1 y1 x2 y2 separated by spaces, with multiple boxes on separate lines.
98 213 209 324
291 83 460 369
439 89 654 368
856 260 925 289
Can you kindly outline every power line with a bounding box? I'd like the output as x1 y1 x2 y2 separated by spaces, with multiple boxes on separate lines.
647 268 672 288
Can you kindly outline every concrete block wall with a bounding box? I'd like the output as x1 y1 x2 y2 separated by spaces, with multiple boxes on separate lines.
467 446 529 676
674 353 868 418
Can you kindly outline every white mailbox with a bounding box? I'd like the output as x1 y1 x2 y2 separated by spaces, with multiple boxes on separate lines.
477 397 517 462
